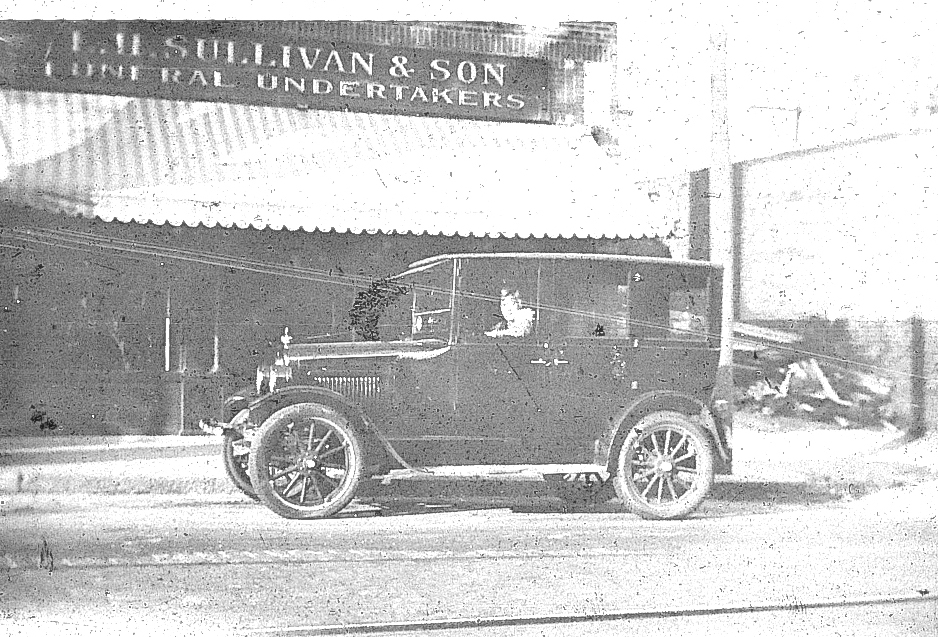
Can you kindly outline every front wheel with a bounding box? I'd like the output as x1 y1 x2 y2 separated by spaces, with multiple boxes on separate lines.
248 403 365 520
613 411 715 520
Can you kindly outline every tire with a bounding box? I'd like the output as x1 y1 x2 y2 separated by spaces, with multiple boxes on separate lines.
222 431 258 501
613 411 715 520
247 403 365 520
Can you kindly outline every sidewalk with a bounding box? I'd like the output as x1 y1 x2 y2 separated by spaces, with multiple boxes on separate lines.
2 416 937 501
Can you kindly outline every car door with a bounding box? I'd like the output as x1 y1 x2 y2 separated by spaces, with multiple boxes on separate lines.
452 257 559 464
379 260 461 465
543 260 718 464
625 263 719 402
536 259 636 464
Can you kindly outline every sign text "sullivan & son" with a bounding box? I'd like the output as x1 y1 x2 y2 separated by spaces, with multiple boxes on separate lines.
0 22 551 122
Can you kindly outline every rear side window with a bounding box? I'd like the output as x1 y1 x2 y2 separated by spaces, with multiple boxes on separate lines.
668 287 710 340
630 267 710 340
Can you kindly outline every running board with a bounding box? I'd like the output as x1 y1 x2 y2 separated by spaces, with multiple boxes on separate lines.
372 464 608 485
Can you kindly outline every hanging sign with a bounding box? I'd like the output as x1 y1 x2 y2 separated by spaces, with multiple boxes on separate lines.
0 21 552 122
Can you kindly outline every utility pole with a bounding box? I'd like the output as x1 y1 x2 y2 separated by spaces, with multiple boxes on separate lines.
710 23 736 440
0 91 10 182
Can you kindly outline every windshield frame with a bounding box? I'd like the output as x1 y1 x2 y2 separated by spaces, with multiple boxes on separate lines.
401 258 458 344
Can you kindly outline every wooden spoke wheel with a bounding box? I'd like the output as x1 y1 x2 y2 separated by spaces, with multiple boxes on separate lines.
614 411 715 520
248 403 364 520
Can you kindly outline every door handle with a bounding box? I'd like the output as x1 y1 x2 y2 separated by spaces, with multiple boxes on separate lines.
530 358 568 366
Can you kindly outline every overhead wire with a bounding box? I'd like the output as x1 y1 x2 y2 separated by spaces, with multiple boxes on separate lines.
1 223 933 381
40 224 384 286
5 225 381 290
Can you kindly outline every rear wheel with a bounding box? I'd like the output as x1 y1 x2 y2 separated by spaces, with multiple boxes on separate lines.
248 403 364 520
222 430 257 501
614 411 715 520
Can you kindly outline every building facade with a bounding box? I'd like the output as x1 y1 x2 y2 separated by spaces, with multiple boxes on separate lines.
666 128 938 430
0 21 672 435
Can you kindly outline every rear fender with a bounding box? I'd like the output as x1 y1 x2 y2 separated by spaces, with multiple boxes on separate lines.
603 390 730 474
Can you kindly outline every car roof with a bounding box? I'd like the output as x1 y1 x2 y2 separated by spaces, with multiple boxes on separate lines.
401 252 722 277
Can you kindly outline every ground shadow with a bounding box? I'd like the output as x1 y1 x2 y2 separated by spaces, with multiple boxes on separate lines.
711 480 842 505
349 477 845 517
178 477 846 518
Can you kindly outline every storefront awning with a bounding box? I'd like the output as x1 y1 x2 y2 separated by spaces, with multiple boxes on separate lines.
0 89 670 238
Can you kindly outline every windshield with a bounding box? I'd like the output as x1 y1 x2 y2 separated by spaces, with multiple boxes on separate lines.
348 261 454 342
348 277 410 341
409 261 456 341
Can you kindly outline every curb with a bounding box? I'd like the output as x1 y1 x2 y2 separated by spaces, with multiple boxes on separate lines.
2 429 935 503
3 454 933 507
0 435 220 465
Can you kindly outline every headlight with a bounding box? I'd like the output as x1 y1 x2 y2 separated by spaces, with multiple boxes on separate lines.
256 364 293 394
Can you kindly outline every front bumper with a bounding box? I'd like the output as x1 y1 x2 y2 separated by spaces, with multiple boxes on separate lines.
197 418 229 436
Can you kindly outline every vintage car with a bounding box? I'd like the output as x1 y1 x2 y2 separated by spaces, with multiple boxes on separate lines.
203 253 732 520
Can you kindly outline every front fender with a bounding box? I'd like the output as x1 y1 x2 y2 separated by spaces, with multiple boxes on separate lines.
222 386 255 420
235 386 396 474
603 390 731 474
243 386 372 432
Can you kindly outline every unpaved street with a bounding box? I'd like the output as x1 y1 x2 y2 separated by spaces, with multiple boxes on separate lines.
2 483 937 636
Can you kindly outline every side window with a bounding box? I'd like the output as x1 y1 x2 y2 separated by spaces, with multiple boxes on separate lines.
630 267 710 340
456 259 541 341
548 261 630 339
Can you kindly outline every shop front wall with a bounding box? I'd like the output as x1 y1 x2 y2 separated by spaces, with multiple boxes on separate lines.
0 21 673 435
0 211 667 435
0 21 613 126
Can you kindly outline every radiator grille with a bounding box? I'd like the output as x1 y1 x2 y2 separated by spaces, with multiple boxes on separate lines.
311 376 381 401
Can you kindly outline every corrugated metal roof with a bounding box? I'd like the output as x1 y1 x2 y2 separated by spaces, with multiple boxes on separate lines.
0 89 671 238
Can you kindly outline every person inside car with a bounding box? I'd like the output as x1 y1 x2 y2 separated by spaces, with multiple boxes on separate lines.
484 287 535 337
